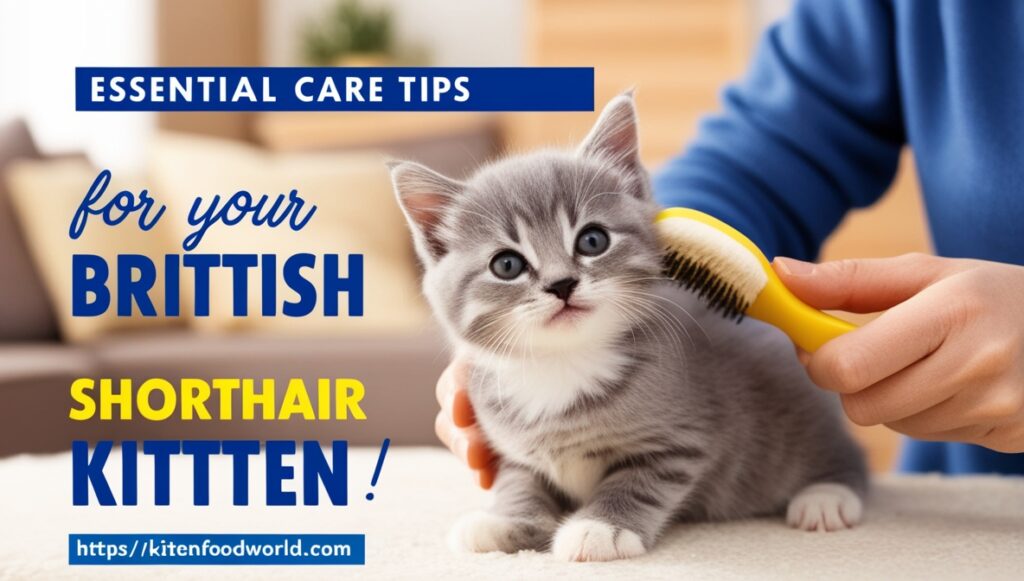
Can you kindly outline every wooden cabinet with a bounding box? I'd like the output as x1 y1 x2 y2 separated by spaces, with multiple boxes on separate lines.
505 0 752 165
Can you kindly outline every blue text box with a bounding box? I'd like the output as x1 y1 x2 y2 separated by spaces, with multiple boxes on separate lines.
75 67 594 112
69 534 366 565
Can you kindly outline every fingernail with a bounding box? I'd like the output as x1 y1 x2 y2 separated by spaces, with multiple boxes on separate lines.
452 391 473 427
478 469 495 490
775 257 815 276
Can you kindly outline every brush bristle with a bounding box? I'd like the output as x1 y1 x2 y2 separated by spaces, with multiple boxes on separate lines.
656 216 768 321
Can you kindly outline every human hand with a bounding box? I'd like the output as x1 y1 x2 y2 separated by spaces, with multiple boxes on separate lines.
435 359 498 488
774 253 1024 452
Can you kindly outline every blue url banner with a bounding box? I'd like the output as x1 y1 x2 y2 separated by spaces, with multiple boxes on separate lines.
69 534 365 565
75 67 595 112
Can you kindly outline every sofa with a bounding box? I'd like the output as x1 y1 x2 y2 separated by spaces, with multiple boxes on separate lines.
0 119 497 457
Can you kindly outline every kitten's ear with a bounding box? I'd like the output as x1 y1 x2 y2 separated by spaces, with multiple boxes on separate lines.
388 160 462 263
578 91 650 198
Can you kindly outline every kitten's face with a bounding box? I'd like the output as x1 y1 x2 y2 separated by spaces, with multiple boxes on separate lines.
391 94 661 356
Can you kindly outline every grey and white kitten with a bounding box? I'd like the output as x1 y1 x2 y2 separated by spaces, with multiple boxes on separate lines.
389 94 867 562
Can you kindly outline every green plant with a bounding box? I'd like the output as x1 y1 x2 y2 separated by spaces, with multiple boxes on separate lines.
302 0 394 65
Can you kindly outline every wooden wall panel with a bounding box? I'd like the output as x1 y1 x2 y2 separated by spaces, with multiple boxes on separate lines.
506 0 751 164
155 0 261 141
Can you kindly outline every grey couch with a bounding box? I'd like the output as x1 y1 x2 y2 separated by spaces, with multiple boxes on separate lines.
0 119 489 457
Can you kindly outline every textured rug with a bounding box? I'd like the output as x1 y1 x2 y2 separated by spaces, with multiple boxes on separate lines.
0 446 1022 580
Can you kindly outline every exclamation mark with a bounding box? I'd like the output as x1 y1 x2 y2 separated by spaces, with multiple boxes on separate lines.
365 438 390 500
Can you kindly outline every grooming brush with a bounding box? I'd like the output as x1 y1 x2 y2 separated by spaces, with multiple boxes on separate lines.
656 207 856 353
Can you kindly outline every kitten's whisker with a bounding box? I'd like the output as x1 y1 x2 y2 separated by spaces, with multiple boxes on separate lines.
617 293 694 351
601 288 691 355
604 296 659 344
601 277 712 345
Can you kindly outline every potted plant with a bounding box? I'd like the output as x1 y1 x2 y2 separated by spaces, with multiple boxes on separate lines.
302 0 394 67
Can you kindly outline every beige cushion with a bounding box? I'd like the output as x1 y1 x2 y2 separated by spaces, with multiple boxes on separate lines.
149 132 430 336
5 159 179 342
0 119 59 341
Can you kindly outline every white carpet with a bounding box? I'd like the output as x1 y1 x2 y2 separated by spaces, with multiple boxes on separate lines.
0 446 1022 580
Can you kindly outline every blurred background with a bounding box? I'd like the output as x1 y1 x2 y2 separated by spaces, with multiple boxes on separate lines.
0 0 928 472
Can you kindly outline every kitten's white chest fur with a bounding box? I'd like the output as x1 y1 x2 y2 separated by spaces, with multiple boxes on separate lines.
541 454 606 502
469 344 631 501
473 345 630 423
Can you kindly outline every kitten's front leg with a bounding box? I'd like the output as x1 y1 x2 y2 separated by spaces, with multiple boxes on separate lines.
552 447 704 562
449 460 563 554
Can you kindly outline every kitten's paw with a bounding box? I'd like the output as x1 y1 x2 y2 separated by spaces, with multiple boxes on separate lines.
448 511 545 554
551 517 646 562
787 483 863 532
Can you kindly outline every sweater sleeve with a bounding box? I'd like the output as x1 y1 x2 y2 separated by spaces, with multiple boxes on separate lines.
652 0 905 260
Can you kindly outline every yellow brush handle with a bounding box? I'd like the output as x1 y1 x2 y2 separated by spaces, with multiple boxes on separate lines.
656 208 857 353
746 268 856 353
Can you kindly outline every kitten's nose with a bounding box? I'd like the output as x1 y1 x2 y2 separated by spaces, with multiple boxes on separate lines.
544 278 579 301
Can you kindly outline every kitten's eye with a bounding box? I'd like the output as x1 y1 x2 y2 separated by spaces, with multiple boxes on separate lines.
490 251 527 280
575 226 610 256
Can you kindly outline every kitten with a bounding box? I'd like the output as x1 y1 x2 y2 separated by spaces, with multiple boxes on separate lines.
389 93 867 562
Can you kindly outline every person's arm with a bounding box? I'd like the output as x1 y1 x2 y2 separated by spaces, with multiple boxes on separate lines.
654 0 905 260
654 0 1024 453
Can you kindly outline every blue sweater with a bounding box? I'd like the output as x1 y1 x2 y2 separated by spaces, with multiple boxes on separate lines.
654 0 1023 475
